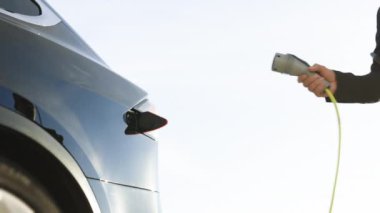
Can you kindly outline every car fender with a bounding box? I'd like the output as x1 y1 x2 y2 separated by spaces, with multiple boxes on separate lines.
0 106 101 213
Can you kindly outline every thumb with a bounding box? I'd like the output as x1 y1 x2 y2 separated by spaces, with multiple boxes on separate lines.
308 64 325 73
308 64 332 78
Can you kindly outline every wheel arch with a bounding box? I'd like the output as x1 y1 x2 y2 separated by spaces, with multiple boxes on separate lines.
0 106 101 213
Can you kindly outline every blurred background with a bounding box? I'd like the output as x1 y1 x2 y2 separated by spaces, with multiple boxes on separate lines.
47 0 380 212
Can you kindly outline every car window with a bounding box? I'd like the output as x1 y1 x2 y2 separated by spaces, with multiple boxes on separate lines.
0 0 41 16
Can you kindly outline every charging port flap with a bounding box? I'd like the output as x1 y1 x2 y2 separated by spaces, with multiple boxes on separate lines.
124 100 167 135
124 110 167 135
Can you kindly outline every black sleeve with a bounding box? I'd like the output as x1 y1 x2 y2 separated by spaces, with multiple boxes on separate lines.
326 7 380 103
327 62 380 103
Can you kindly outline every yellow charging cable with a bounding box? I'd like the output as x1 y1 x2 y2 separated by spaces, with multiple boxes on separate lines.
271 53 342 212
324 88 341 213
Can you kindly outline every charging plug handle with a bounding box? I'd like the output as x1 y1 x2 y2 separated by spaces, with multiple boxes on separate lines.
272 53 330 87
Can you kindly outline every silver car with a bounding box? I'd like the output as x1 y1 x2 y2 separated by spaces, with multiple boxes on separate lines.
0 0 167 212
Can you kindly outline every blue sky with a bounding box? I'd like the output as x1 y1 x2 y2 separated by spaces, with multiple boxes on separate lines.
48 1 380 212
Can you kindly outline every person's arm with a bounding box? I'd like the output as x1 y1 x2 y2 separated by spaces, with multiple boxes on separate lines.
298 7 380 103
329 62 380 103
298 61 380 103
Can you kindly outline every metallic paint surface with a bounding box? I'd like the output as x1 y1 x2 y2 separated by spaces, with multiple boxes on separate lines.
0 0 159 193
0 0 61 26
0 106 101 213
88 179 161 213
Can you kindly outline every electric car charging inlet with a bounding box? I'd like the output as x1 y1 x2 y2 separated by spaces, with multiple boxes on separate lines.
271 53 342 213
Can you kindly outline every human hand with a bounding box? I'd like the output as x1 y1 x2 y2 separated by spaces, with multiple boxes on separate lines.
297 64 337 97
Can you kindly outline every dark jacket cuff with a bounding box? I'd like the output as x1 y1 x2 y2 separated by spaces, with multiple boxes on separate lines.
325 68 380 103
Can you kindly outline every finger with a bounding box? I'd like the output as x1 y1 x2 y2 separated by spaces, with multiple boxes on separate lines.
308 77 323 92
308 64 322 72
298 74 307 83
308 77 327 96
309 64 333 80
315 83 328 97
302 75 320 87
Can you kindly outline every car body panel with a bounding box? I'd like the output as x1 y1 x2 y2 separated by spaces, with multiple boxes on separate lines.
0 106 101 213
88 179 161 213
0 0 162 211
